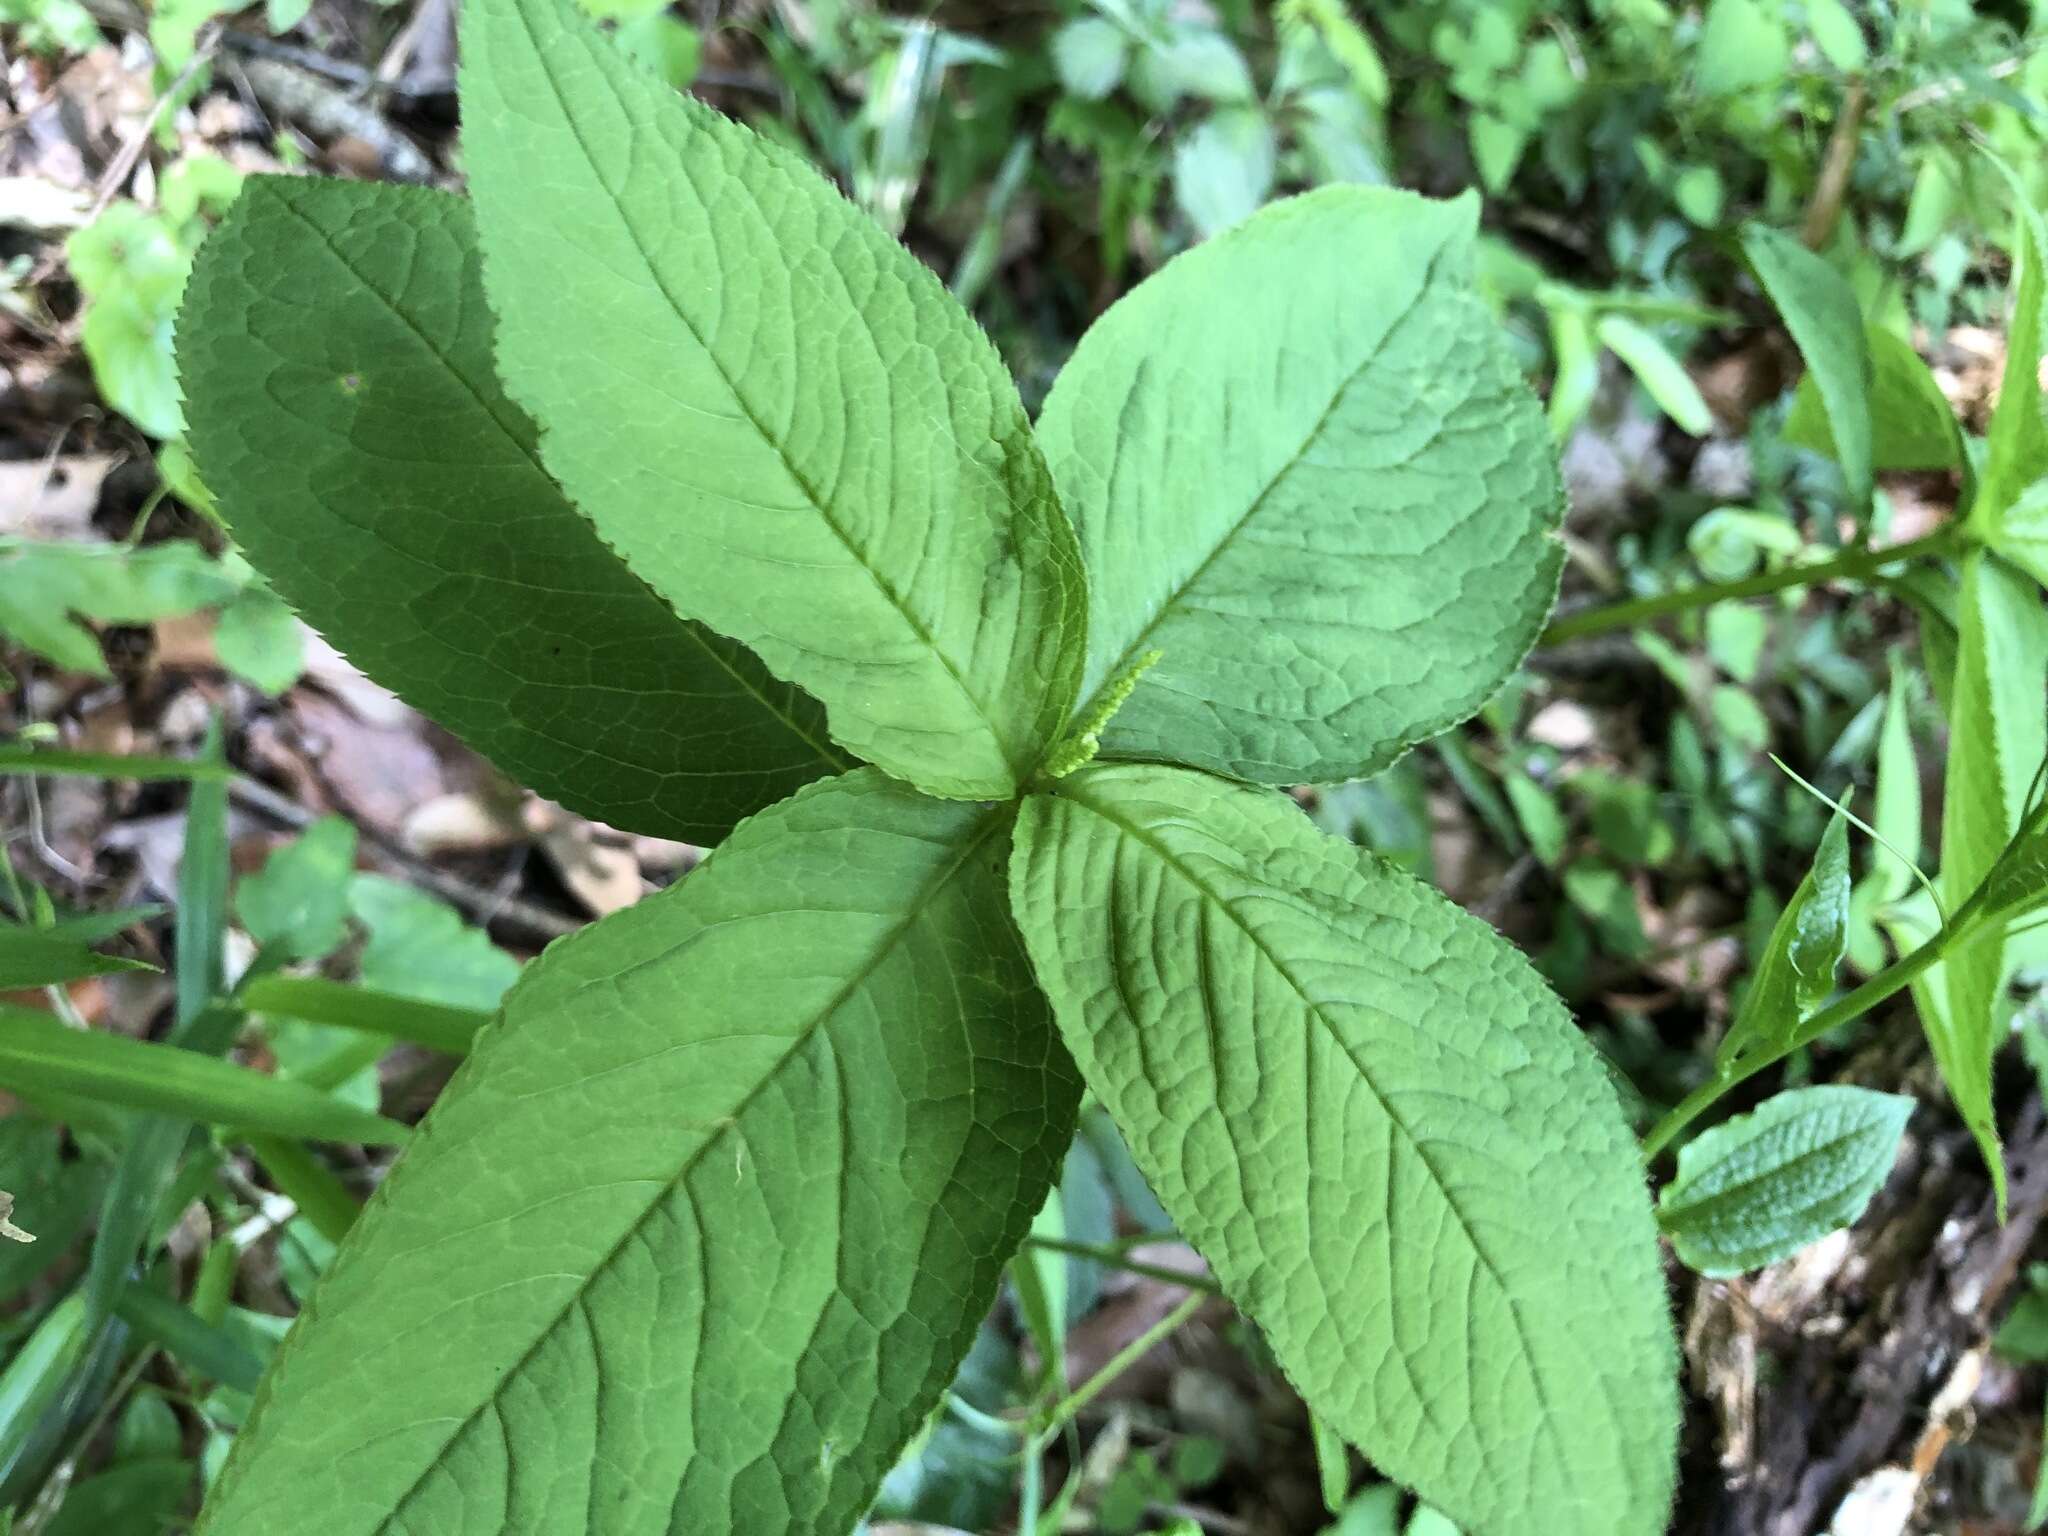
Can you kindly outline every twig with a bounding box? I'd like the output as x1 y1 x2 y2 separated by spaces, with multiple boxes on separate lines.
1801 79 1868 251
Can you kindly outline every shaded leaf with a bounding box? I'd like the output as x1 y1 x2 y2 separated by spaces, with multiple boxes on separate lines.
1718 804 1852 1070
179 177 842 843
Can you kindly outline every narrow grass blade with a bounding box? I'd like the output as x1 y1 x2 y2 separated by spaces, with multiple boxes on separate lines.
238 975 489 1057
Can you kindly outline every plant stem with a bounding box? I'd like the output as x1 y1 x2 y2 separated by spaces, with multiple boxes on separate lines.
1801 78 1868 251
1641 874 1998 1163
1541 528 1960 646
1022 1234 1224 1296
1030 1291 1206 1439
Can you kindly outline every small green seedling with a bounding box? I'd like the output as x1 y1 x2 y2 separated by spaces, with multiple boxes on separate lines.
173 0 1681 1530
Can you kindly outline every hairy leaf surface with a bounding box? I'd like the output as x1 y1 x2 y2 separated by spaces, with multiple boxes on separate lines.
459 0 1088 799
1010 764 1677 1536
199 770 1079 1536
1742 225 1871 510
179 178 841 843
1035 188 1563 785
1658 1086 1911 1276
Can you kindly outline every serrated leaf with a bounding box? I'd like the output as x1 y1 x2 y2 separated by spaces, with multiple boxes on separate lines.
197 770 1078 1536
178 177 842 844
1917 552 2048 1209
1657 1085 1911 1276
1742 225 1871 510
458 0 1087 800
1009 764 1677 1536
1989 476 2048 593
1783 324 1965 475
1976 160 2048 526
1036 189 1563 786
1718 804 1851 1070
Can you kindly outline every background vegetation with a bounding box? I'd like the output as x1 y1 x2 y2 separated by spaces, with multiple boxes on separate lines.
5 0 2048 1531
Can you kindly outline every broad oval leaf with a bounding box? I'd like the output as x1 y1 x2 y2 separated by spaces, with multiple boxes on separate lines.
198 770 1079 1536
459 0 1088 800
1009 763 1677 1536
1741 225 1871 510
179 177 842 844
1035 187 1563 786
1657 1085 1911 1277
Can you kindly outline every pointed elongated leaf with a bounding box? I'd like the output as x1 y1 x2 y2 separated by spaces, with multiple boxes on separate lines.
1658 1085 1911 1276
179 177 841 844
1741 225 1871 511
1035 188 1563 786
1976 159 2048 526
1010 764 1677 1536
1717 804 1851 1070
458 0 1088 799
0 924 154 988
1990 476 2048 594
1784 324 1966 476
1918 552 2048 1209
0 1004 403 1146
198 770 1078 1536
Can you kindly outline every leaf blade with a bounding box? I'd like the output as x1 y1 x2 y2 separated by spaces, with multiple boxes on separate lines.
459 0 1088 798
178 177 843 844
1657 1085 1911 1276
1036 187 1563 786
1010 764 1677 1536
1741 225 1871 511
197 770 1078 1536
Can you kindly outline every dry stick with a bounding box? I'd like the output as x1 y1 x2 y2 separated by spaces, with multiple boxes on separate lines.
1801 77 1868 252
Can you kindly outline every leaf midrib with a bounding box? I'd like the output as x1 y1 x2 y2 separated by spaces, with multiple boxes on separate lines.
297 807 1007 1536
1054 778 1585 1486
509 11 1032 783
257 180 849 777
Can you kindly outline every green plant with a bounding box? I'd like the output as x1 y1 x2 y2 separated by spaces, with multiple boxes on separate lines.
162 0 1701 1529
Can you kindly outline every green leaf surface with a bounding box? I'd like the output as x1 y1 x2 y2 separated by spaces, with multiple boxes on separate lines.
235 816 357 963
0 1004 404 1145
1009 764 1677 1536
1783 324 1965 476
0 539 239 678
1918 552 2048 1209
1657 1085 1911 1276
197 770 1079 1536
178 176 841 844
1717 804 1851 1070
1597 314 1713 436
0 924 154 988
458 0 1087 799
1741 225 1871 510
346 875 519 1012
1989 476 2048 593
1036 188 1562 786
1976 163 2048 526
